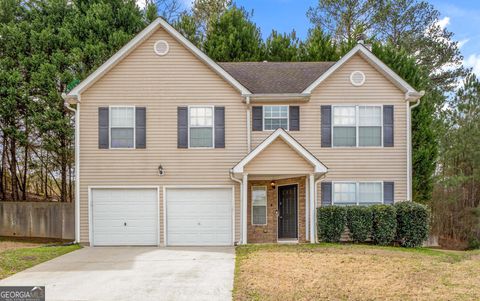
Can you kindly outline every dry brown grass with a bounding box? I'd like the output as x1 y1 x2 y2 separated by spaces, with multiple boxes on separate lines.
233 244 480 301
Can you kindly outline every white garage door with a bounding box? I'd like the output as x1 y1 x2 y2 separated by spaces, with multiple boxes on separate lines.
166 188 233 246
92 188 158 246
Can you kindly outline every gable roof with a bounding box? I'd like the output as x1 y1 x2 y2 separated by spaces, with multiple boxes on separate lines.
302 44 421 99
232 128 328 174
219 62 335 94
65 18 251 101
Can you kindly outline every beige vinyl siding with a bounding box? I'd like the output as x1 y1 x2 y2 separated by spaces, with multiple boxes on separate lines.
78 27 246 244
244 138 314 174
251 54 408 202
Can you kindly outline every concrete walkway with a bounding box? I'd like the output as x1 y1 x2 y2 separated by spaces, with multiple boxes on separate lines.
0 246 235 301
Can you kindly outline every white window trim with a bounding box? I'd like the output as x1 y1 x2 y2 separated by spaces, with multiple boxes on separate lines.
331 104 384 148
109 105 136 149
188 105 215 149
251 186 267 226
262 105 289 131
332 181 384 205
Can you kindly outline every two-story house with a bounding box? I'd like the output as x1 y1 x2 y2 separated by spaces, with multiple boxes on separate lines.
63 18 423 246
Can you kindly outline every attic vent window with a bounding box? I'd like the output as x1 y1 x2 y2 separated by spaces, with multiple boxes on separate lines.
350 71 366 86
154 40 169 56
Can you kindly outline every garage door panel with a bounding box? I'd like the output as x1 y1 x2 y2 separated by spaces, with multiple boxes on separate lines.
92 188 158 246
166 188 233 246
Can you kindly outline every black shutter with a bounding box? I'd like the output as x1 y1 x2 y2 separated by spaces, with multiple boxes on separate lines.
177 107 188 148
321 105 332 147
98 107 109 149
289 106 300 131
321 182 332 206
383 105 394 147
214 106 225 148
383 182 394 204
252 106 263 131
135 107 146 149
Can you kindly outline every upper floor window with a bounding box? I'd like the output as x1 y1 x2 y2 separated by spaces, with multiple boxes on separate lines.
110 106 135 148
332 105 382 147
333 182 383 205
263 105 288 131
189 106 214 148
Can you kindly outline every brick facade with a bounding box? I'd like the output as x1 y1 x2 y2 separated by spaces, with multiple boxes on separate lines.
247 176 307 243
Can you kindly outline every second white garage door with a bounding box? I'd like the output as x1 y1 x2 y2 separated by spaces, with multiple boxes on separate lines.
165 187 233 246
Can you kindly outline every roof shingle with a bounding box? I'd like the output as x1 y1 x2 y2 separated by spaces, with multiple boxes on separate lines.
218 61 336 94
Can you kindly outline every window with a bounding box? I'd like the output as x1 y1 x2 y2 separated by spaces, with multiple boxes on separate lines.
332 105 382 147
358 182 383 205
333 182 383 205
333 182 357 205
252 186 267 225
110 106 135 148
333 106 356 147
263 105 288 130
189 106 214 148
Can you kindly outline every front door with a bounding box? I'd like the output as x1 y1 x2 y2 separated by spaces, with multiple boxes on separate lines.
278 184 298 239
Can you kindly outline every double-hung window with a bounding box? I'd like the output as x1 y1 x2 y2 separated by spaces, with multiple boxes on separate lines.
332 105 382 147
332 182 383 205
110 106 135 148
263 105 288 130
252 186 267 225
189 106 214 148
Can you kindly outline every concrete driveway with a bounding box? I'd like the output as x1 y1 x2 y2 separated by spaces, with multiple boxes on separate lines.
0 246 235 301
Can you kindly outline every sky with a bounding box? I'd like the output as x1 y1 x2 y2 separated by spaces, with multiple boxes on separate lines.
138 0 480 76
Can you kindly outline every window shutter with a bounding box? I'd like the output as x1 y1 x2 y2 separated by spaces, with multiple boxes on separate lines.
177 107 188 148
321 182 332 206
252 106 263 131
98 107 109 149
289 106 300 131
321 105 332 147
214 106 225 148
383 105 394 147
135 107 146 149
383 182 394 204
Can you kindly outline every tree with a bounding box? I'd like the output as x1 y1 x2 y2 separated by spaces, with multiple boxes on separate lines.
298 27 339 61
192 0 231 34
307 0 465 93
174 12 203 48
263 30 300 62
203 6 263 62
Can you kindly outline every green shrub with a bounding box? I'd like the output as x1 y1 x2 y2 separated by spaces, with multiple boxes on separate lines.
371 205 397 245
346 206 373 243
395 202 429 247
317 206 347 242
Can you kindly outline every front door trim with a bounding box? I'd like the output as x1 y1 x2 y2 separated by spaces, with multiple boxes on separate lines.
277 183 299 240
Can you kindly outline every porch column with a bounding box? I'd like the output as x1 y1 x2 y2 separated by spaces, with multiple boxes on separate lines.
242 173 248 244
309 174 315 243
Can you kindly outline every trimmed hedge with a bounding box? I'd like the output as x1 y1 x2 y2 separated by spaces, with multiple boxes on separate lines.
395 202 429 247
371 205 397 245
346 206 373 243
317 206 347 242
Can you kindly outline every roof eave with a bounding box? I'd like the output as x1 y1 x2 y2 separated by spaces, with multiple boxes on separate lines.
245 93 311 102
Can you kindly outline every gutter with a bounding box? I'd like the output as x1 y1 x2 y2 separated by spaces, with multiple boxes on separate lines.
229 171 243 245
406 91 424 201
312 173 327 243
62 93 80 244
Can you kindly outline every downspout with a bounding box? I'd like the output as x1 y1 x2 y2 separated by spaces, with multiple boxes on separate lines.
245 96 251 152
407 97 421 201
63 94 80 244
229 170 242 245
312 173 327 243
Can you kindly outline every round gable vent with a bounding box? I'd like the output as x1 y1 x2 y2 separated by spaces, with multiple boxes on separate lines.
154 40 169 56
350 71 366 86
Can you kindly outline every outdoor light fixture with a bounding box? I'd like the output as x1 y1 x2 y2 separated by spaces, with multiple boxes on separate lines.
270 181 276 189
158 165 165 176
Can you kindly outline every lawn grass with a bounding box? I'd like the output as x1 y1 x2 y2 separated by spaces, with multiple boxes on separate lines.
234 243 480 301
0 243 81 279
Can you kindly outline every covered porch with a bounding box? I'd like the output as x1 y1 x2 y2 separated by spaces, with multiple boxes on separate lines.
231 129 328 244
